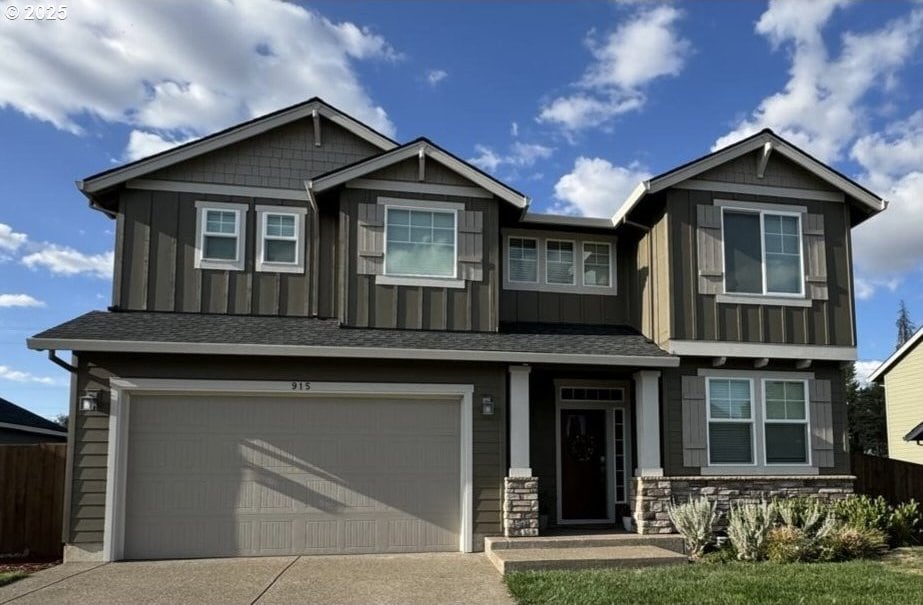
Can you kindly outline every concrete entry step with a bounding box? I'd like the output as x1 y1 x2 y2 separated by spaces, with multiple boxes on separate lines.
485 533 685 554
487 544 688 574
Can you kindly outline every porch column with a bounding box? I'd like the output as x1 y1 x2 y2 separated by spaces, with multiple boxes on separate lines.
633 370 663 477
508 364 531 477
505 364 538 537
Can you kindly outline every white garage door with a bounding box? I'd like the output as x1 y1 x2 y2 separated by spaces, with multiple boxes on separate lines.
123 394 460 559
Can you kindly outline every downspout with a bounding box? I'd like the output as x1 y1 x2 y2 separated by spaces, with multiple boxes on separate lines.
48 350 77 373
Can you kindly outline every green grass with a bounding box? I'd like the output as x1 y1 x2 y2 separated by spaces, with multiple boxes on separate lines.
0 572 27 587
505 549 923 605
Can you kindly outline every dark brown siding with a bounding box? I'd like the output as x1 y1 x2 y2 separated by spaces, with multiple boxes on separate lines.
661 360 849 476
697 152 840 192
70 354 507 550
342 187 500 331
665 188 855 347
148 117 381 190
116 189 327 317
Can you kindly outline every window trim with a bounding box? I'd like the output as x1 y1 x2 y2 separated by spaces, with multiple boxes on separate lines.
382 203 459 280
705 377 757 467
545 238 577 286
194 201 247 271
507 235 540 285
502 229 618 295
720 205 805 298
255 205 307 274
582 241 613 289
762 378 812 467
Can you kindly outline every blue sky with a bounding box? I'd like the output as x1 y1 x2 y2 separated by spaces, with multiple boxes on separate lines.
1 0 922 419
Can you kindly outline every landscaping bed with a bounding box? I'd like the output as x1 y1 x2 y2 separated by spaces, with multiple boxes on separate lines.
0 558 59 587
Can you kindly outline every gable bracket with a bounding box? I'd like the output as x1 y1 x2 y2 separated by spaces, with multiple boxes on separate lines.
418 146 426 182
312 109 322 147
756 141 772 179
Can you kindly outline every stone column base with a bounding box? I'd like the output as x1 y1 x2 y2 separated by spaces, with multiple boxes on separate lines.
503 477 539 537
633 475 856 535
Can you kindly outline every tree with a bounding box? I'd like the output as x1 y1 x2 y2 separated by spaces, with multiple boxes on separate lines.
896 299 916 348
844 364 888 456
53 413 68 429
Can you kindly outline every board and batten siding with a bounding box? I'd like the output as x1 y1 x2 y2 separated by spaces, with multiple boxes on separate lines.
341 187 500 332
882 343 923 465
665 188 855 347
146 116 382 191
70 354 507 551
115 189 338 317
662 360 850 476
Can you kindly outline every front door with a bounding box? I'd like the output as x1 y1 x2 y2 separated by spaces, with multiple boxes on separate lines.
560 409 608 520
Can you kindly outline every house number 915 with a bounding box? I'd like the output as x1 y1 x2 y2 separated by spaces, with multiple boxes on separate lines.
291 381 311 391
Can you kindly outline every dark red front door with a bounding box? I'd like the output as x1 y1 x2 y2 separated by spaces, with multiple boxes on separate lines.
560 409 607 520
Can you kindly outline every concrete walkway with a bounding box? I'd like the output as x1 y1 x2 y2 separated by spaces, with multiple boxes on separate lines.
0 553 514 605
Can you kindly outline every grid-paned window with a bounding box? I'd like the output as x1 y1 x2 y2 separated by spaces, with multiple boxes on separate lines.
546 240 575 285
708 378 754 465
263 214 297 264
509 237 538 283
723 209 803 296
385 208 456 277
583 242 611 287
203 209 239 261
764 380 809 464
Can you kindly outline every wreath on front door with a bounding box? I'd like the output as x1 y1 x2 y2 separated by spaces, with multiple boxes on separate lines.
567 433 599 463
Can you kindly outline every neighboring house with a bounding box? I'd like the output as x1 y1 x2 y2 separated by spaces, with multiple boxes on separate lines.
0 396 67 444
869 327 923 464
27 98 886 563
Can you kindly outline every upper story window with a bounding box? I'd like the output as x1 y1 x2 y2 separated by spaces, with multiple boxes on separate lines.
195 201 246 271
385 206 457 278
723 208 804 296
706 376 810 467
256 205 307 274
504 230 617 296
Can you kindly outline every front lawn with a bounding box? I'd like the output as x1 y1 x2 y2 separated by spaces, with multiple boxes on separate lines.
0 572 27 587
505 548 923 605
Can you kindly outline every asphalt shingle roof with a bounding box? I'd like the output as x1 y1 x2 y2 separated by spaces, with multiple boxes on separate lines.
30 311 672 359
0 397 67 433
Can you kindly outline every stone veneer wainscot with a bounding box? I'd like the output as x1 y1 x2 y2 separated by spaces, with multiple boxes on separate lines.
504 477 539 537
633 475 856 534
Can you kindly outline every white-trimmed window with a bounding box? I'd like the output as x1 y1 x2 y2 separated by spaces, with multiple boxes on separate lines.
508 237 538 283
256 206 306 273
707 378 755 465
546 240 575 285
723 208 804 296
583 242 611 287
195 201 246 271
384 206 457 278
764 380 810 465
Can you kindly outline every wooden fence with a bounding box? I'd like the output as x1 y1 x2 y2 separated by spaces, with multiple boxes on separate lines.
851 452 923 504
0 443 66 558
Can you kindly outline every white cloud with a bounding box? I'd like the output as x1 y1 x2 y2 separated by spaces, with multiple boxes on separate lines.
469 142 554 173
21 246 113 279
510 122 519 137
538 5 689 131
854 276 901 300
713 1 923 162
125 130 198 162
0 0 398 157
0 365 55 385
0 294 45 308
426 69 448 86
553 157 651 218
854 360 883 386
0 223 27 252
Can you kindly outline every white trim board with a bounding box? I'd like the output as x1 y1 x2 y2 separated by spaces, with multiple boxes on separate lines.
346 179 493 199
82 100 396 194
28 338 681 367
104 378 474 561
668 340 856 361
869 325 923 382
127 179 309 202
675 180 844 203
0 421 67 438
520 213 616 229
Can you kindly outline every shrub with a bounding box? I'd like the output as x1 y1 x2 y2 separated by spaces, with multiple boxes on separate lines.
727 500 775 561
833 495 891 533
889 500 922 547
766 525 817 563
668 496 719 559
771 497 840 562
821 525 889 560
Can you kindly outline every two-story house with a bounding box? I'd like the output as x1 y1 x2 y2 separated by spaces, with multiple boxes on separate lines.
28 98 886 563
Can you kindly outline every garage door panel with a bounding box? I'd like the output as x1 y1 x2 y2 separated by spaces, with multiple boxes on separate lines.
124 394 461 559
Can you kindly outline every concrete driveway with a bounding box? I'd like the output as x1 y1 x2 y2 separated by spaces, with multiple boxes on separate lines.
0 553 514 605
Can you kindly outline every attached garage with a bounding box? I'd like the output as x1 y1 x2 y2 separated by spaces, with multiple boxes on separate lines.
106 380 473 560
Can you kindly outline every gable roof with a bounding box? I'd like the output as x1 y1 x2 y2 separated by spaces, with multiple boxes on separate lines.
78 98 398 197
869 325 923 382
308 137 530 209
0 396 67 437
611 129 887 226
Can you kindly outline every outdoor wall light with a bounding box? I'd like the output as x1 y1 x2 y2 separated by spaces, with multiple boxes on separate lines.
80 391 99 412
481 395 495 416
